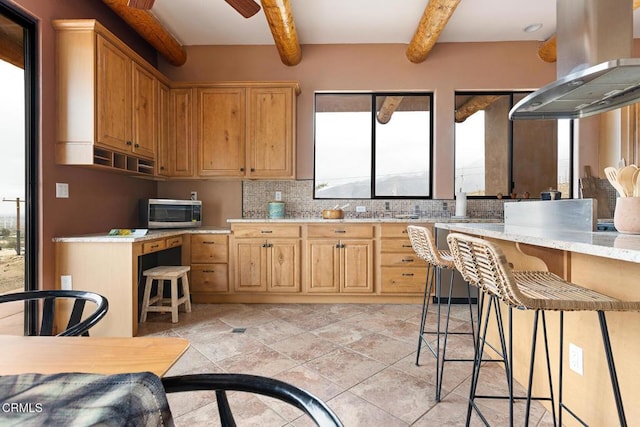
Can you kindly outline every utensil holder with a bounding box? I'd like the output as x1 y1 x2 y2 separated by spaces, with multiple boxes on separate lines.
322 209 344 219
613 197 640 234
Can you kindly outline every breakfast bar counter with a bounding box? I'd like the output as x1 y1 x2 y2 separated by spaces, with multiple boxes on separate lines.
435 221 640 426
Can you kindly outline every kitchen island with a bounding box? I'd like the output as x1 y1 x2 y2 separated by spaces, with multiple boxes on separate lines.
435 222 640 427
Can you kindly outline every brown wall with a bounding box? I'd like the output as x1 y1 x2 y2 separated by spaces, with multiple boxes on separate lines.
9 0 160 290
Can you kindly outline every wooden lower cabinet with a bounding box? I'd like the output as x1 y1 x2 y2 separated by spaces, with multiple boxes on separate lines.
305 238 374 293
380 223 429 294
190 234 229 293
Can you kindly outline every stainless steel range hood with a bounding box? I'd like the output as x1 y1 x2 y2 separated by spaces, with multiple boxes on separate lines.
510 0 637 120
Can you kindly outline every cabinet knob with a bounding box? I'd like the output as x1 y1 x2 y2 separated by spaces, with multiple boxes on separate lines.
240 167 245 172
126 140 132 146
250 168 255 172
160 166 165 170
134 143 139 148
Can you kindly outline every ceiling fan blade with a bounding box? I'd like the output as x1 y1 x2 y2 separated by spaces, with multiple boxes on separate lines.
127 0 155 9
224 0 261 18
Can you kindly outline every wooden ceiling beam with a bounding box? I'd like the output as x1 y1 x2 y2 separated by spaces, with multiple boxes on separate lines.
377 96 404 124
0 23 24 69
539 0 640 63
260 0 302 66
406 0 461 64
455 95 501 123
101 0 187 66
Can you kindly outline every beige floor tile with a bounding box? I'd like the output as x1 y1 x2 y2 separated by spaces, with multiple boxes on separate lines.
268 332 339 363
304 347 386 389
217 345 299 377
244 318 306 345
312 317 375 346
324 391 408 427
346 332 416 365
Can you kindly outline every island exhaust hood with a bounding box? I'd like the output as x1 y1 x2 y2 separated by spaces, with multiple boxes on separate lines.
510 0 639 120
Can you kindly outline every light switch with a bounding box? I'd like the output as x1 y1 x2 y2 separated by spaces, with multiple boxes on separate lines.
56 183 69 198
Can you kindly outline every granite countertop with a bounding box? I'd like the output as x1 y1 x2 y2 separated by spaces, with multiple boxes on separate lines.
435 222 640 264
227 216 497 224
52 226 231 243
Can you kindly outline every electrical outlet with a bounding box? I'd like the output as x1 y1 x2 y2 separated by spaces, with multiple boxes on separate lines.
356 206 366 213
569 343 583 375
275 191 282 201
190 191 197 200
56 183 69 198
61 275 72 290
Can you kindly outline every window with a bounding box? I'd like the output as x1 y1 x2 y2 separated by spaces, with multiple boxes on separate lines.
314 92 433 199
454 91 572 198
0 2 38 335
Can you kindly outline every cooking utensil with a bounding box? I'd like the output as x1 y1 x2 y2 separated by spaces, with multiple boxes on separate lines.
618 165 638 197
605 167 626 197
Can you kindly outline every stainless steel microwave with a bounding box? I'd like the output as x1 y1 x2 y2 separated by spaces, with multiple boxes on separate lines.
140 199 202 229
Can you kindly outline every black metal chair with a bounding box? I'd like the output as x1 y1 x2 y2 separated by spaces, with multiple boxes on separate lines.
162 373 343 427
0 290 108 336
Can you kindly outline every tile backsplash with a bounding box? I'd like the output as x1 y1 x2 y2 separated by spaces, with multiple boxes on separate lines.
242 180 505 220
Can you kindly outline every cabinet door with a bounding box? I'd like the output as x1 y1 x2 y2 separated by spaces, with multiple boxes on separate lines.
247 87 294 179
233 239 267 292
168 88 194 177
96 35 131 151
156 82 170 176
131 62 156 159
341 239 374 293
305 240 340 293
197 87 245 177
267 239 300 292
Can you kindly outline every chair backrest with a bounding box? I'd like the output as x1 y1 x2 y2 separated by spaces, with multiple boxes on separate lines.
446 232 526 307
0 290 108 336
406 225 449 267
162 373 343 426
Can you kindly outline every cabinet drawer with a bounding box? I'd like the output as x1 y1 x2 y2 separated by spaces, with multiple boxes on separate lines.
191 234 228 263
306 224 374 238
380 252 426 267
232 224 300 238
190 264 228 293
142 239 166 254
166 236 183 248
381 238 415 253
380 267 427 294
380 223 432 238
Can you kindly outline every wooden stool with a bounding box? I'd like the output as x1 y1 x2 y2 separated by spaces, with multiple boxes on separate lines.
140 266 191 323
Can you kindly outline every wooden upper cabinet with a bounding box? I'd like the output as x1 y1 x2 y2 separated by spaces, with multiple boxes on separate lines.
247 87 295 179
195 83 298 179
95 35 156 159
196 87 246 177
167 88 195 177
156 82 170 176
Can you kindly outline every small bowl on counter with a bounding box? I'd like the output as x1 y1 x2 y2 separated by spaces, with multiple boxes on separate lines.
321 209 344 219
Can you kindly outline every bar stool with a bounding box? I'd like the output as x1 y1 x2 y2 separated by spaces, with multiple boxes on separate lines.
406 225 477 401
447 232 638 427
140 266 192 323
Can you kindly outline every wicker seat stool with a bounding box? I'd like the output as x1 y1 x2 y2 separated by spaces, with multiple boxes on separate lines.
140 266 191 323
406 225 478 402
447 232 639 427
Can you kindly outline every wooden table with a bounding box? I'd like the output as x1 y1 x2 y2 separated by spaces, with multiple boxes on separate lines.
0 335 190 377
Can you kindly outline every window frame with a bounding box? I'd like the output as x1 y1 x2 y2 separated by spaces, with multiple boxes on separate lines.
454 90 574 199
313 91 434 200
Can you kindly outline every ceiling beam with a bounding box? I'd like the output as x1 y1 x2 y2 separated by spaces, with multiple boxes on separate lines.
0 23 24 69
377 96 404 124
101 0 187 66
539 0 640 63
406 0 461 64
455 95 501 123
260 0 302 66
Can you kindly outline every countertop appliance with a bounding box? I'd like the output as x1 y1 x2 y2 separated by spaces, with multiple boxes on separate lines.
140 199 202 229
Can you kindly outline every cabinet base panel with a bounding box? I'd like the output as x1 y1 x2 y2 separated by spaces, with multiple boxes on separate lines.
191 293 423 304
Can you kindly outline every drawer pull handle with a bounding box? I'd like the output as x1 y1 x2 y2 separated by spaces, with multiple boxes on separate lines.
203 241 216 244
202 270 215 273
402 273 414 277
402 230 408 234
401 258 414 263
334 230 346 234
261 230 273 234
150 244 159 249
402 244 413 248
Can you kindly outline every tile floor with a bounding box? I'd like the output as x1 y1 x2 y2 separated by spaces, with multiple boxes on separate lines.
138 302 556 426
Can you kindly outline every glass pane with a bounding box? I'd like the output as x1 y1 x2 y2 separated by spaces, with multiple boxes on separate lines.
455 94 510 196
557 119 571 198
375 95 431 197
314 94 372 198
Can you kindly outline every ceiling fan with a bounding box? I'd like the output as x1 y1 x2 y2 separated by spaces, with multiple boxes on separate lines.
126 0 261 18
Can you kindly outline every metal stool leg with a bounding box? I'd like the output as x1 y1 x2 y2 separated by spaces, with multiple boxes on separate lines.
416 264 434 365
